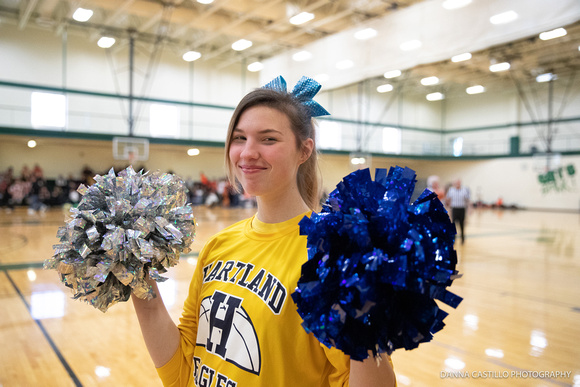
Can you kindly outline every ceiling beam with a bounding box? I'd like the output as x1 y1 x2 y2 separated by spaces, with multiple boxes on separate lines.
202 0 329 62
19 0 39 29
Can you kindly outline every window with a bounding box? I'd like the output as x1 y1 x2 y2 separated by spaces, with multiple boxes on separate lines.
150 104 180 138
31 92 66 128
382 127 402 154
453 137 464 157
317 120 342 150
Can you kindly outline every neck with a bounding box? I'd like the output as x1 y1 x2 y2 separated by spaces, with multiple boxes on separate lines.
255 187 311 223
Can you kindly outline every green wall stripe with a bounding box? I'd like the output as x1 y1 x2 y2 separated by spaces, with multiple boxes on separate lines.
3 79 579 135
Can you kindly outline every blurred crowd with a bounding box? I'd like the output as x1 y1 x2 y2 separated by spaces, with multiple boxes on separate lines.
0 164 76 215
185 173 256 209
0 164 254 215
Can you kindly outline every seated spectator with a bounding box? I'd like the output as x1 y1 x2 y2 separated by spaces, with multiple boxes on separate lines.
21 165 32 181
8 178 28 207
28 175 48 214
50 185 67 206
55 174 68 189
205 188 220 208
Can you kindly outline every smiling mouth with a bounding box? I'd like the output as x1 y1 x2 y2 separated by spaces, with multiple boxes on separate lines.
240 165 267 173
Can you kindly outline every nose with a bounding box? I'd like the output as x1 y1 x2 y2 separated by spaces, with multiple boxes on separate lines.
239 138 259 160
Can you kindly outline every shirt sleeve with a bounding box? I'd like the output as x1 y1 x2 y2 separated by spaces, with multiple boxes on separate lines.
156 342 194 387
322 345 351 386
156 240 217 386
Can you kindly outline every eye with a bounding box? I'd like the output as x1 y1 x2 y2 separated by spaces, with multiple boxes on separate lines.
232 135 246 142
263 137 278 143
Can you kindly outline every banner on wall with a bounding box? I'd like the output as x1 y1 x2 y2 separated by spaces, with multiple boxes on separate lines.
537 164 576 194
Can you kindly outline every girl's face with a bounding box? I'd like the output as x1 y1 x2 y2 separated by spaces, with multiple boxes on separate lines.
228 105 312 201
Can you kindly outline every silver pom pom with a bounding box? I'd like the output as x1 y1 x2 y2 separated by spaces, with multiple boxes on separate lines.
45 166 196 312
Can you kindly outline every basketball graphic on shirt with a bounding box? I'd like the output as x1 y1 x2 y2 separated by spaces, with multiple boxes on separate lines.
197 291 261 375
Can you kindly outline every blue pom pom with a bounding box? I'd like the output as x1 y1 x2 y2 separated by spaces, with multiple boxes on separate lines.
291 166 462 360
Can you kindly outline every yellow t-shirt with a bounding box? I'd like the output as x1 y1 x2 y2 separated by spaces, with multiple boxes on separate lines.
157 212 350 387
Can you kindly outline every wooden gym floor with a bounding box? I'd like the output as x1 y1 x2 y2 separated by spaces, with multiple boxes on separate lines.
0 206 578 387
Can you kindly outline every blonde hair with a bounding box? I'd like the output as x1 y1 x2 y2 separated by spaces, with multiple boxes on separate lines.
224 88 321 210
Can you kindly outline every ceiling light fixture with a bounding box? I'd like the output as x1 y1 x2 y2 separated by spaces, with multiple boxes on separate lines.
384 69 402 78
197 0 214 4
182 51 201 62
72 8 93 22
490 10 518 25
377 84 393 93
421 76 439 86
354 28 378 40
400 40 422 51
27 139 37 148
426 92 444 101
489 62 510 72
289 12 314 25
451 52 472 62
466 85 485 94
536 73 557 83
231 39 252 51
442 0 472 10
336 59 354 70
292 50 312 62
539 28 567 41
351 157 367 165
247 61 264 72
97 37 116 48
187 148 200 156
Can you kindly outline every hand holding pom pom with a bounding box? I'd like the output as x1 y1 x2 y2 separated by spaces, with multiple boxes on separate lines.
44 166 196 312
291 166 462 360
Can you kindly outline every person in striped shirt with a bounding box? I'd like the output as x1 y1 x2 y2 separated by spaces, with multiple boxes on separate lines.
446 179 470 244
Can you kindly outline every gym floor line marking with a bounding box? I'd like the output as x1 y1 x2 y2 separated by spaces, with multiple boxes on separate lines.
4 270 84 387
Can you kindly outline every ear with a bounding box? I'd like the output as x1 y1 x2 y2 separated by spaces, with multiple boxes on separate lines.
299 138 314 165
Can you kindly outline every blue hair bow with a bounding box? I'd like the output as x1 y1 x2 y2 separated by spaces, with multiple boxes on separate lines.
262 75 330 117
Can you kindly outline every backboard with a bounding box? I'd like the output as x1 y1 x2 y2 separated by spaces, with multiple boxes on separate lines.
112 137 149 162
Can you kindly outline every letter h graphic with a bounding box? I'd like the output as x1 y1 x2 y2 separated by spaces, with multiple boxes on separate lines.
207 291 242 358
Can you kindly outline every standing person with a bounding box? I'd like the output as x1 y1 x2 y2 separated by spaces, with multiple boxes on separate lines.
426 175 445 201
446 179 470 244
132 76 396 387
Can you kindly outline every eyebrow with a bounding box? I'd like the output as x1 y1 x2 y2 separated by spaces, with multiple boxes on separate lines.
233 128 282 135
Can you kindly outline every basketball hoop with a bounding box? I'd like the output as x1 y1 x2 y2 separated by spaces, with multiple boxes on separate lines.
112 137 149 162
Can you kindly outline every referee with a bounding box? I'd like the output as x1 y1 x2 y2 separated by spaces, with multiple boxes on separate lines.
446 179 470 244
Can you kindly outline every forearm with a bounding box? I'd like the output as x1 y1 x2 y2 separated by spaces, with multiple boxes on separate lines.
132 280 181 368
349 352 396 387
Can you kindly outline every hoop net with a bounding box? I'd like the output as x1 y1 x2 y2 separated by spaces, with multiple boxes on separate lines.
112 137 149 162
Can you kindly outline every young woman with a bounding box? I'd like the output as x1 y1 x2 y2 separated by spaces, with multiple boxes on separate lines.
132 77 396 386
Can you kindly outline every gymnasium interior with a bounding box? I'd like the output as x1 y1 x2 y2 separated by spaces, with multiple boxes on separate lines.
1 0 579 386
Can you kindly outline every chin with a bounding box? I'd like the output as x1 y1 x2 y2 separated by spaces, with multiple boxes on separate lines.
238 182 262 197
